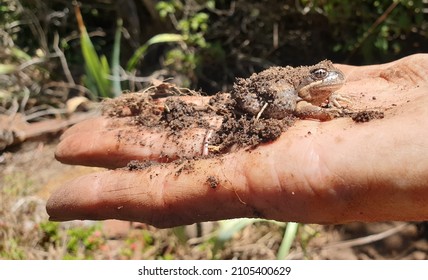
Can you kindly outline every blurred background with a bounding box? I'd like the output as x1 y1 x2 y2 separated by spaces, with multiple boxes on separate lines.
1 0 427 259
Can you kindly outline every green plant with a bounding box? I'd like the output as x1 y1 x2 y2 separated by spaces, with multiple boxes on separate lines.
298 224 321 259
2 172 34 197
39 221 105 260
0 0 49 111
0 239 26 259
39 221 62 245
119 230 156 259
126 33 184 71
66 226 104 255
75 5 122 99
277 222 299 259
303 0 426 62
152 0 217 86
214 219 300 259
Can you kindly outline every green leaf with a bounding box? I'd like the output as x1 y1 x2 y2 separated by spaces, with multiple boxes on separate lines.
206 1 215 10
111 18 123 97
80 30 112 98
11 47 32 61
277 222 299 259
0 64 16 74
211 218 260 256
126 33 184 71
76 5 112 99
217 218 260 241
156 1 176 18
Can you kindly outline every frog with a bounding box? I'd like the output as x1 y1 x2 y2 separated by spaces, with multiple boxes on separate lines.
231 60 346 121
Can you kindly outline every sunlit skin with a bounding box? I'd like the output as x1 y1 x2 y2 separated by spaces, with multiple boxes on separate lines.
47 54 428 228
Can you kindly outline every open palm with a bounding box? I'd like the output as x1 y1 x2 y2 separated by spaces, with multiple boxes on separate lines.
47 54 428 228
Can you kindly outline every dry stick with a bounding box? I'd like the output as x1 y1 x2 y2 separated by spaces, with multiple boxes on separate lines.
42 81 94 98
23 111 98 139
24 108 70 121
202 129 213 156
287 223 408 259
273 22 279 49
53 32 75 86
1 111 98 150
16 57 47 72
255 103 268 121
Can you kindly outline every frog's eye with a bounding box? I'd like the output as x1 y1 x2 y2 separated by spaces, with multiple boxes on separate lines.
311 68 328 79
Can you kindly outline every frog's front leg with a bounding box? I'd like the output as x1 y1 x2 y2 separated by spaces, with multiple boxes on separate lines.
295 100 341 121
328 92 352 109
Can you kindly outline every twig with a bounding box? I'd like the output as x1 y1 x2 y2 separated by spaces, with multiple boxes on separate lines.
255 102 268 121
106 68 167 83
207 1 236 16
53 32 75 85
7 97 19 116
24 108 69 121
42 81 94 97
324 224 406 249
287 223 408 259
23 111 98 140
17 57 47 72
164 103 170 113
19 89 30 114
202 129 213 156
273 22 278 49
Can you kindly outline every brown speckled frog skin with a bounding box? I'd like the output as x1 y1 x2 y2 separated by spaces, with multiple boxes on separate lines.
231 60 345 120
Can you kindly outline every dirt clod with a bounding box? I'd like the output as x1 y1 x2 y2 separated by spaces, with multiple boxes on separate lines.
352 110 385 123
125 160 159 171
206 176 219 189
210 115 294 152
102 79 297 157
174 160 196 176
160 98 209 131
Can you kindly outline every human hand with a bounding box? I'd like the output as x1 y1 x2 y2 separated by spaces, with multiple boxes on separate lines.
47 54 428 228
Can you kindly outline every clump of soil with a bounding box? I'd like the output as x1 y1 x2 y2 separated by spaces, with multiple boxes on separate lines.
102 93 164 131
159 98 210 131
351 110 385 123
174 160 195 176
126 160 159 171
102 81 296 156
206 176 219 189
209 114 294 152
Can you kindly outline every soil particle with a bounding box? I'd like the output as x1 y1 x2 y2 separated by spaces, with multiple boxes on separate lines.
352 110 385 123
206 176 219 189
207 91 295 152
232 65 304 117
160 98 209 132
102 94 156 118
210 115 294 152
174 159 196 176
125 160 159 171
208 92 236 115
